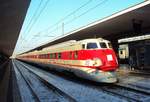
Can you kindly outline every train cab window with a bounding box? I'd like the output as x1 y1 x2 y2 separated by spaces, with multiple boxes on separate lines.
99 42 107 48
87 43 98 49
82 44 85 49
108 42 112 48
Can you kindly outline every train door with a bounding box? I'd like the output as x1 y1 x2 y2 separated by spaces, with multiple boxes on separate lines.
136 46 145 69
129 45 137 69
129 41 149 70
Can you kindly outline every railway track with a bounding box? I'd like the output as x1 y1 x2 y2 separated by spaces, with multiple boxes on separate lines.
117 70 150 94
116 82 150 94
59 73 150 102
13 60 150 102
129 71 150 76
100 84 150 102
12 60 77 102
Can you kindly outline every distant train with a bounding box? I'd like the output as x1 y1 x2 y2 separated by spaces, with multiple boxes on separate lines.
118 35 150 70
17 38 118 83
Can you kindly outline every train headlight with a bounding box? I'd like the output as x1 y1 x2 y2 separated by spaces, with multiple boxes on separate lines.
93 58 102 67
85 59 93 66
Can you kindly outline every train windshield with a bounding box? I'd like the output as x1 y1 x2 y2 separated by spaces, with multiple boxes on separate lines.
87 43 98 49
99 42 107 48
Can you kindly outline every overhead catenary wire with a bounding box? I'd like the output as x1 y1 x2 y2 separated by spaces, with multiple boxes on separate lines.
65 0 108 25
26 0 109 52
22 0 43 36
44 0 108 36
23 0 94 51
24 0 50 39
36 0 93 35
19 0 109 54
20 0 50 49
14 0 43 54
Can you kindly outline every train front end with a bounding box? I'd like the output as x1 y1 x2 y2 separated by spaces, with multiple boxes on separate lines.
77 38 118 83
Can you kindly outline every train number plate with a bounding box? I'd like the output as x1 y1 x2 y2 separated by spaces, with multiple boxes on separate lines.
107 54 113 61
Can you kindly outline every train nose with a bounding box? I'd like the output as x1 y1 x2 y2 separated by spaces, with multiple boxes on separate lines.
99 50 118 71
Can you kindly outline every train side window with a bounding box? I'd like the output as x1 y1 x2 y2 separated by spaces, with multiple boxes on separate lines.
54 53 57 58
69 52 72 59
55 53 57 59
50 54 53 59
45 54 47 58
87 43 98 49
74 51 78 59
53 53 56 59
58 53 61 59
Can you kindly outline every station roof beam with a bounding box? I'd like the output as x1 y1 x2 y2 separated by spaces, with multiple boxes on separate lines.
0 0 31 56
25 1 150 53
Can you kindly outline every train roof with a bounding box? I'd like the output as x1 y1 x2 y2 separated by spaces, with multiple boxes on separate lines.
43 40 76 51
78 38 110 44
18 38 110 56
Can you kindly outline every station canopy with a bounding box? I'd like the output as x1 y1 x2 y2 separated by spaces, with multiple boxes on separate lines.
0 0 30 56
26 1 150 53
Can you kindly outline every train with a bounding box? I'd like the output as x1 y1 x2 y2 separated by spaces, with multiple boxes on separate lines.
118 35 150 70
17 38 118 83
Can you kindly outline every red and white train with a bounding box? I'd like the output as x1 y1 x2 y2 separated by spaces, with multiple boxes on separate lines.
17 38 118 83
